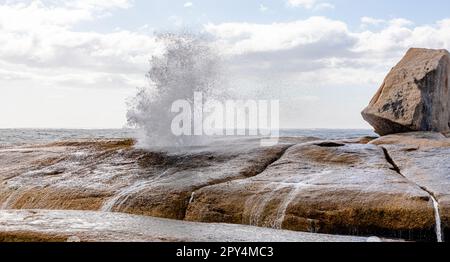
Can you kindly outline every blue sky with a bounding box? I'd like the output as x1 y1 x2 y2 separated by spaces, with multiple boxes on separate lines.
1 0 450 128
81 0 450 32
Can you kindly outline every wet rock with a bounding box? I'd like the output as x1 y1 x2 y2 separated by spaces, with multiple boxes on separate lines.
1 136 447 241
370 132 450 241
0 138 316 219
185 142 436 241
0 210 377 242
370 131 450 149
362 48 450 136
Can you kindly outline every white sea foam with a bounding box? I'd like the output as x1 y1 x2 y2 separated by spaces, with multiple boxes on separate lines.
126 33 223 149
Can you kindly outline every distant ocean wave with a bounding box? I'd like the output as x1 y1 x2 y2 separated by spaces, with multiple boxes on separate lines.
0 128 376 146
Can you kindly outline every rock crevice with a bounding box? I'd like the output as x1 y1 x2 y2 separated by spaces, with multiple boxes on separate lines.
184 142 437 241
380 145 444 242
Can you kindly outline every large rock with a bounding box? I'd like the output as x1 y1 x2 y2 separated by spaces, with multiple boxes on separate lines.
0 137 446 241
0 138 312 219
362 48 450 136
185 141 437 241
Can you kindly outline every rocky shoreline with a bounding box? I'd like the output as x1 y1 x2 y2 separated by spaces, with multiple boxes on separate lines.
0 132 448 242
0 209 384 242
0 48 449 242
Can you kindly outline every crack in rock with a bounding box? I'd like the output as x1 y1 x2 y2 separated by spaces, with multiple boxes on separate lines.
381 146 444 242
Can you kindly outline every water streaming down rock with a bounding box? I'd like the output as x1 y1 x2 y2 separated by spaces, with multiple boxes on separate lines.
245 180 293 227
1 189 21 209
101 169 174 212
272 183 303 229
431 196 443 242
126 33 223 149
245 179 310 229
1 185 37 210
272 171 331 230
188 192 195 204
379 143 446 242
100 181 152 212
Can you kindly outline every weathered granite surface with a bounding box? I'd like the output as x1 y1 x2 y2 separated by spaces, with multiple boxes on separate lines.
362 48 450 135
0 138 312 219
185 141 436 241
370 132 450 242
0 134 448 242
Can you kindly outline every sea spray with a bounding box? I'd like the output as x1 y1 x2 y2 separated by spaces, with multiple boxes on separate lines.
127 33 223 149
127 32 281 149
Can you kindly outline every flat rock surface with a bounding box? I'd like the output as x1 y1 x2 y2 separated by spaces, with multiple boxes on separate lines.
370 132 450 148
0 135 447 241
0 210 374 242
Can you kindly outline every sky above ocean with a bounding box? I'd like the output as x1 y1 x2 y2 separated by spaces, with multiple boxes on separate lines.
1 0 449 128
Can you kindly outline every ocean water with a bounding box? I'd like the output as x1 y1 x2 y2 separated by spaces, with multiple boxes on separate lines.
0 129 377 147
0 129 136 146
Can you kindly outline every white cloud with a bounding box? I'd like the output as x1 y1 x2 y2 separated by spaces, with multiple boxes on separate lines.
0 0 152 128
0 0 133 31
361 17 386 26
389 18 414 27
205 17 352 55
287 0 317 9
2 1 450 128
259 4 269 12
0 2 89 30
314 3 334 11
65 0 133 10
287 0 333 10
207 16 450 68
184 2 193 8
361 17 414 29
205 16 450 129
0 0 160 92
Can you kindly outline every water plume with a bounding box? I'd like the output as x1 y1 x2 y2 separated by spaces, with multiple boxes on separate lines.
127 32 223 149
